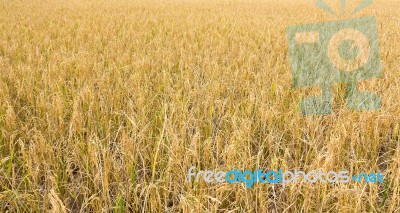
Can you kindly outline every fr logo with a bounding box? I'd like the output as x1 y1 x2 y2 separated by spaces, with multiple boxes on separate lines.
286 0 382 115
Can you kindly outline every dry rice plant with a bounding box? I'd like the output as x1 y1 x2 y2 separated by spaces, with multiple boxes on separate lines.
0 0 399 212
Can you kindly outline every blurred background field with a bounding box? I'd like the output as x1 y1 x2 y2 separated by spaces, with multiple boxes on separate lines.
0 0 399 212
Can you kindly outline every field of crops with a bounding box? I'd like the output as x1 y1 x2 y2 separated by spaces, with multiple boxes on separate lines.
0 0 399 212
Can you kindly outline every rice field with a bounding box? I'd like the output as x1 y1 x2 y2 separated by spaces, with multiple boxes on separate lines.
0 0 399 212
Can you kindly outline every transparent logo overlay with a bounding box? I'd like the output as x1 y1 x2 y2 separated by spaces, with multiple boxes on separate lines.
188 166 384 188
286 1 382 115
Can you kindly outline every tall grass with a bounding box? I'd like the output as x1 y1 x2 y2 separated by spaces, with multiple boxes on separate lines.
0 0 399 211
